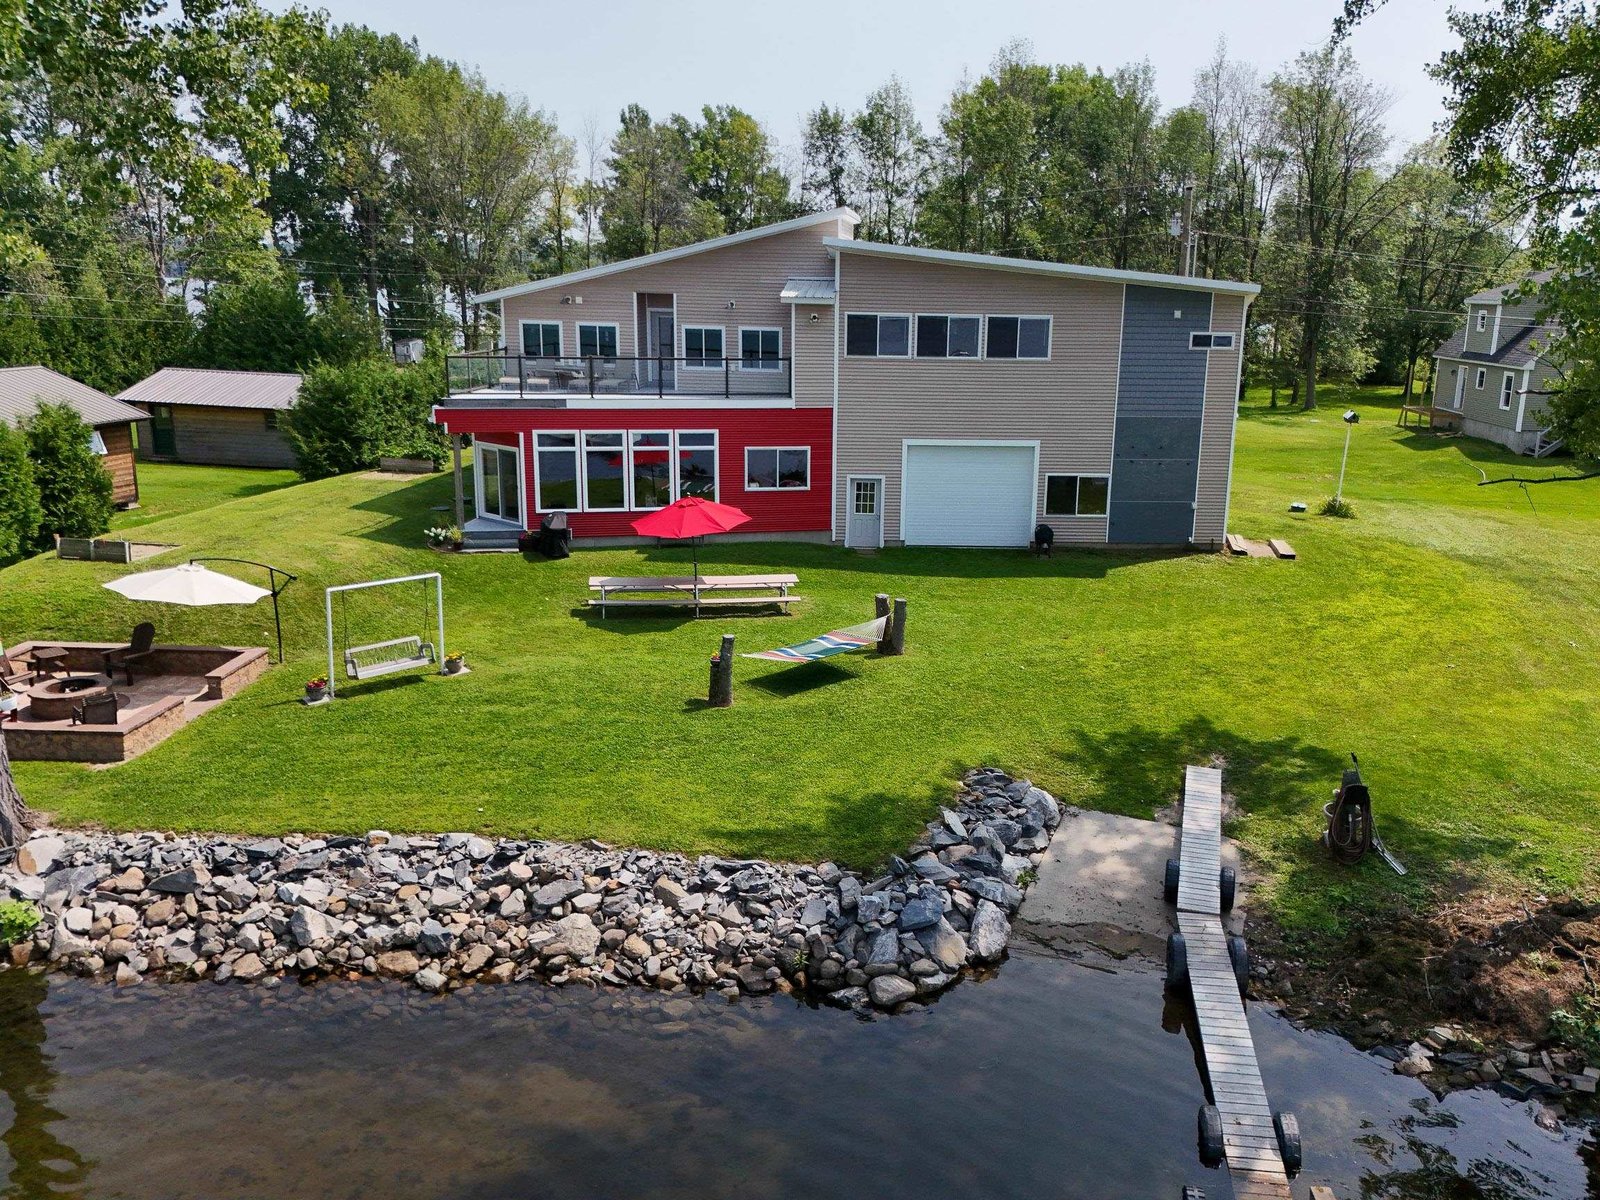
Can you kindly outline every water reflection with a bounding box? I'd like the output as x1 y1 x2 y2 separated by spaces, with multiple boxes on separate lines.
0 947 1590 1200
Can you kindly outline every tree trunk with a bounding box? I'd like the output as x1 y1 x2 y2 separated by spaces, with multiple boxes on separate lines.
0 726 39 849
1302 340 1319 411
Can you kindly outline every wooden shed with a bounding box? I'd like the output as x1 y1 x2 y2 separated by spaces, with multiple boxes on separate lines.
120 367 300 469
0 364 146 507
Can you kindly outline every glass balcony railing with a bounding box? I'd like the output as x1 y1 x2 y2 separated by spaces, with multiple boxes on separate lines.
444 353 792 401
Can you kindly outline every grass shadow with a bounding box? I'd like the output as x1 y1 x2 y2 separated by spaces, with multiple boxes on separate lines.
347 474 456 548
743 660 860 697
330 673 430 700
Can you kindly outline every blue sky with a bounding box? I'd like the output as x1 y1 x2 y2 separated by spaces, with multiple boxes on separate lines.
282 0 1456 164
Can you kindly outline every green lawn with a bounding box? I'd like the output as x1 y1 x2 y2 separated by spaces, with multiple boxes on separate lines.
7 387 1598 933
112 462 300 531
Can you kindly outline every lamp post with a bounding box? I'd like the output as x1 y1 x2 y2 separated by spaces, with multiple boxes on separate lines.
1336 410 1360 503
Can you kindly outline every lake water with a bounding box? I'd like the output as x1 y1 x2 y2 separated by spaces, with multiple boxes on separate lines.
0 939 1593 1199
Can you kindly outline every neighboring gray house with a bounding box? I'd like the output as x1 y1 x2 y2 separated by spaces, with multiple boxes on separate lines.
432 207 1260 550
1431 272 1565 455
120 367 300 469
0 365 146 506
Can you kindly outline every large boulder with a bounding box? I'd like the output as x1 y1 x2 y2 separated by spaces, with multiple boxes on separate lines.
151 864 212 894
16 835 66 877
969 900 1010 962
868 974 916 1008
553 913 600 959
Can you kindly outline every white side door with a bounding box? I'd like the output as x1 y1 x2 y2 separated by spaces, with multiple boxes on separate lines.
845 477 883 548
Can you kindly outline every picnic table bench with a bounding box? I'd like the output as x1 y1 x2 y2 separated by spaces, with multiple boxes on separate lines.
587 574 802 617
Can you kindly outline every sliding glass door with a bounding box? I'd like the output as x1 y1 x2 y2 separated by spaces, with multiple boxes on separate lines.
476 443 521 523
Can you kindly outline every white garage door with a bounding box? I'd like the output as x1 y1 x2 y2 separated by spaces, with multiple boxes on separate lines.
901 442 1037 547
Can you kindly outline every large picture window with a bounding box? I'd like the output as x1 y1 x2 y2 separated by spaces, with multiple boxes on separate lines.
845 313 911 357
582 432 626 511
739 327 782 369
745 447 810 490
986 316 1051 359
578 323 619 359
676 432 717 499
915 315 980 358
1044 474 1109 516
534 433 578 511
521 321 561 357
630 431 673 509
684 327 724 369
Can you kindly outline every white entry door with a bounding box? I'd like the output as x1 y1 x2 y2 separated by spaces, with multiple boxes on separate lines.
476 443 521 524
1452 369 1466 410
901 442 1036 547
845 477 883 548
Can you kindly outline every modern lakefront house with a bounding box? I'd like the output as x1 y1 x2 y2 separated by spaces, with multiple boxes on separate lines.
1430 271 1566 456
432 208 1260 550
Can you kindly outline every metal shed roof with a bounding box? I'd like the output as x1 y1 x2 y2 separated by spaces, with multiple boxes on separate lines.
118 367 302 411
780 277 837 304
0 365 149 429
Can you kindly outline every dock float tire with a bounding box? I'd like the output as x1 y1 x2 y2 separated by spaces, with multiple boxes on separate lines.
1164 858 1181 904
1198 1104 1225 1167
1165 932 1189 992
1219 866 1236 913
1273 1111 1302 1176
1227 935 1249 997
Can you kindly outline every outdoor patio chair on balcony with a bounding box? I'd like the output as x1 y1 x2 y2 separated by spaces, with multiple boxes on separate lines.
71 692 120 725
103 621 156 685
593 361 638 393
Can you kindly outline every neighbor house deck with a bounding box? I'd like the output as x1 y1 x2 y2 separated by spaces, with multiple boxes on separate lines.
4 641 267 763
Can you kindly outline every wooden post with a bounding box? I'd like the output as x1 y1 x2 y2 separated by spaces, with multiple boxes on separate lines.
886 598 907 656
874 593 891 654
708 634 735 707
451 434 465 530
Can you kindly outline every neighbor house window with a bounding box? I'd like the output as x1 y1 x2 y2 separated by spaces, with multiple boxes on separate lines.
1044 474 1110 516
915 315 980 358
1190 332 1236 350
739 327 782 369
534 433 579 511
683 326 724 369
986 315 1051 359
87 429 108 455
1475 367 1487 389
521 321 561 357
577 323 619 359
1476 310 1488 332
845 313 911 357
1500 372 1516 410
676 432 717 499
582 432 626 510
745 447 810 490
263 410 280 431
630 431 672 509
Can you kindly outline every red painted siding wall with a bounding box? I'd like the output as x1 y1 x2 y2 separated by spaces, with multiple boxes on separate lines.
437 407 831 537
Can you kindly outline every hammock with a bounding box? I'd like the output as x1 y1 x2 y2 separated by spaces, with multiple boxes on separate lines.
741 617 887 663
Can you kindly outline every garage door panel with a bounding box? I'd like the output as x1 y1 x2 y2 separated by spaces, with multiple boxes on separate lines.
902 444 1035 547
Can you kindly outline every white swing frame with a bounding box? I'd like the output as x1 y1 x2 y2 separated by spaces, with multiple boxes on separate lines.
324 572 447 698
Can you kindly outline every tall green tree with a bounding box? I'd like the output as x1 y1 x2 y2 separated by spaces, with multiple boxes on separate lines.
601 105 721 260
679 105 794 233
801 104 855 210
188 272 381 372
22 402 113 545
852 77 927 243
0 421 42 566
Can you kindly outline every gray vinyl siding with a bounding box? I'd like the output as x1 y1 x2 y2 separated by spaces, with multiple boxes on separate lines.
1193 293 1248 544
499 224 839 402
791 303 834 408
139 405 297 468
1464 303 1498 355
833 253 1123 545
1435 357 1517 431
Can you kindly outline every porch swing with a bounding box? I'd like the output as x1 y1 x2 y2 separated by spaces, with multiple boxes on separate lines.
324 572 446 697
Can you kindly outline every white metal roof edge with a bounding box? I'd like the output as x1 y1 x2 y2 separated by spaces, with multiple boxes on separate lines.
823 238 1261 297
471 208 862 304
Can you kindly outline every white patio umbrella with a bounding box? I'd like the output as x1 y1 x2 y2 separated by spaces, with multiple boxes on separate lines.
102 559 296 662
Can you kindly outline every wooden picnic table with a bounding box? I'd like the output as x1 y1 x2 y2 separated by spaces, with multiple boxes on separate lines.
587 573 802 617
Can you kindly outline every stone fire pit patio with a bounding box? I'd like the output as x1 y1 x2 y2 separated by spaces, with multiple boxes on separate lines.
4 641 268 764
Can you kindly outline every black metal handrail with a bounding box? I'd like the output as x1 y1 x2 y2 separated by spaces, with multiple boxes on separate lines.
444 352 792 401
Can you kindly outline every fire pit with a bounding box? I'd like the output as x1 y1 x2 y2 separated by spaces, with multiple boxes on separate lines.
26 673 115 722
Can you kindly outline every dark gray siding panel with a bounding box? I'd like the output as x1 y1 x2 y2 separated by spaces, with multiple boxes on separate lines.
1109 285 1211 543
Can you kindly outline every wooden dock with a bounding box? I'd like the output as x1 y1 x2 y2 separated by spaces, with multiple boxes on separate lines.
1175 765 1294 1200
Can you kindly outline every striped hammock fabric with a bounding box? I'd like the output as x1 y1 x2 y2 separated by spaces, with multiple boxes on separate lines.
741 617 887 663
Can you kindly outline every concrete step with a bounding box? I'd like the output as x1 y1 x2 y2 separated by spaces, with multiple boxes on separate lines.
462 527 522 550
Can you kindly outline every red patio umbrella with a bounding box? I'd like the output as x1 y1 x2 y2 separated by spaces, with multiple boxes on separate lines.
631 496 751 580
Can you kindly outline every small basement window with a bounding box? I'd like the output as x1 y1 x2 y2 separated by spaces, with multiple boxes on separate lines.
1190 332 1235 349
1044 474 1109 517
845 314 911 357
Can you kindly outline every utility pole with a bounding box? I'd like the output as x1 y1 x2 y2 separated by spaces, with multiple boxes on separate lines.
1176 182 1195 276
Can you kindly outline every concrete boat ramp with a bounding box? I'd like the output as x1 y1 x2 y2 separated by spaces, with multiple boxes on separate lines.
1016 768 1325 1199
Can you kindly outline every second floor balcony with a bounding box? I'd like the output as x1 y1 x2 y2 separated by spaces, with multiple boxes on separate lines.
443 352 793 406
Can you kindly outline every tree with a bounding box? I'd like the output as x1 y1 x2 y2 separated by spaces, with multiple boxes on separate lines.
1266 47 1396 409
602 105 721 260
0 421 42 565
801 104 855 210
681 105 794 232
22 403 113 545
284 358 446 479
853 77 927 243
188 272 381 372
0 725 39 849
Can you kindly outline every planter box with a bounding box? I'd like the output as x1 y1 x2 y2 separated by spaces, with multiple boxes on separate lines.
379 456 440 475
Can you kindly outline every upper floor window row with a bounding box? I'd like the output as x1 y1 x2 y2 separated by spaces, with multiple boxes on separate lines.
519 320 620 359
846 313 1051 360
